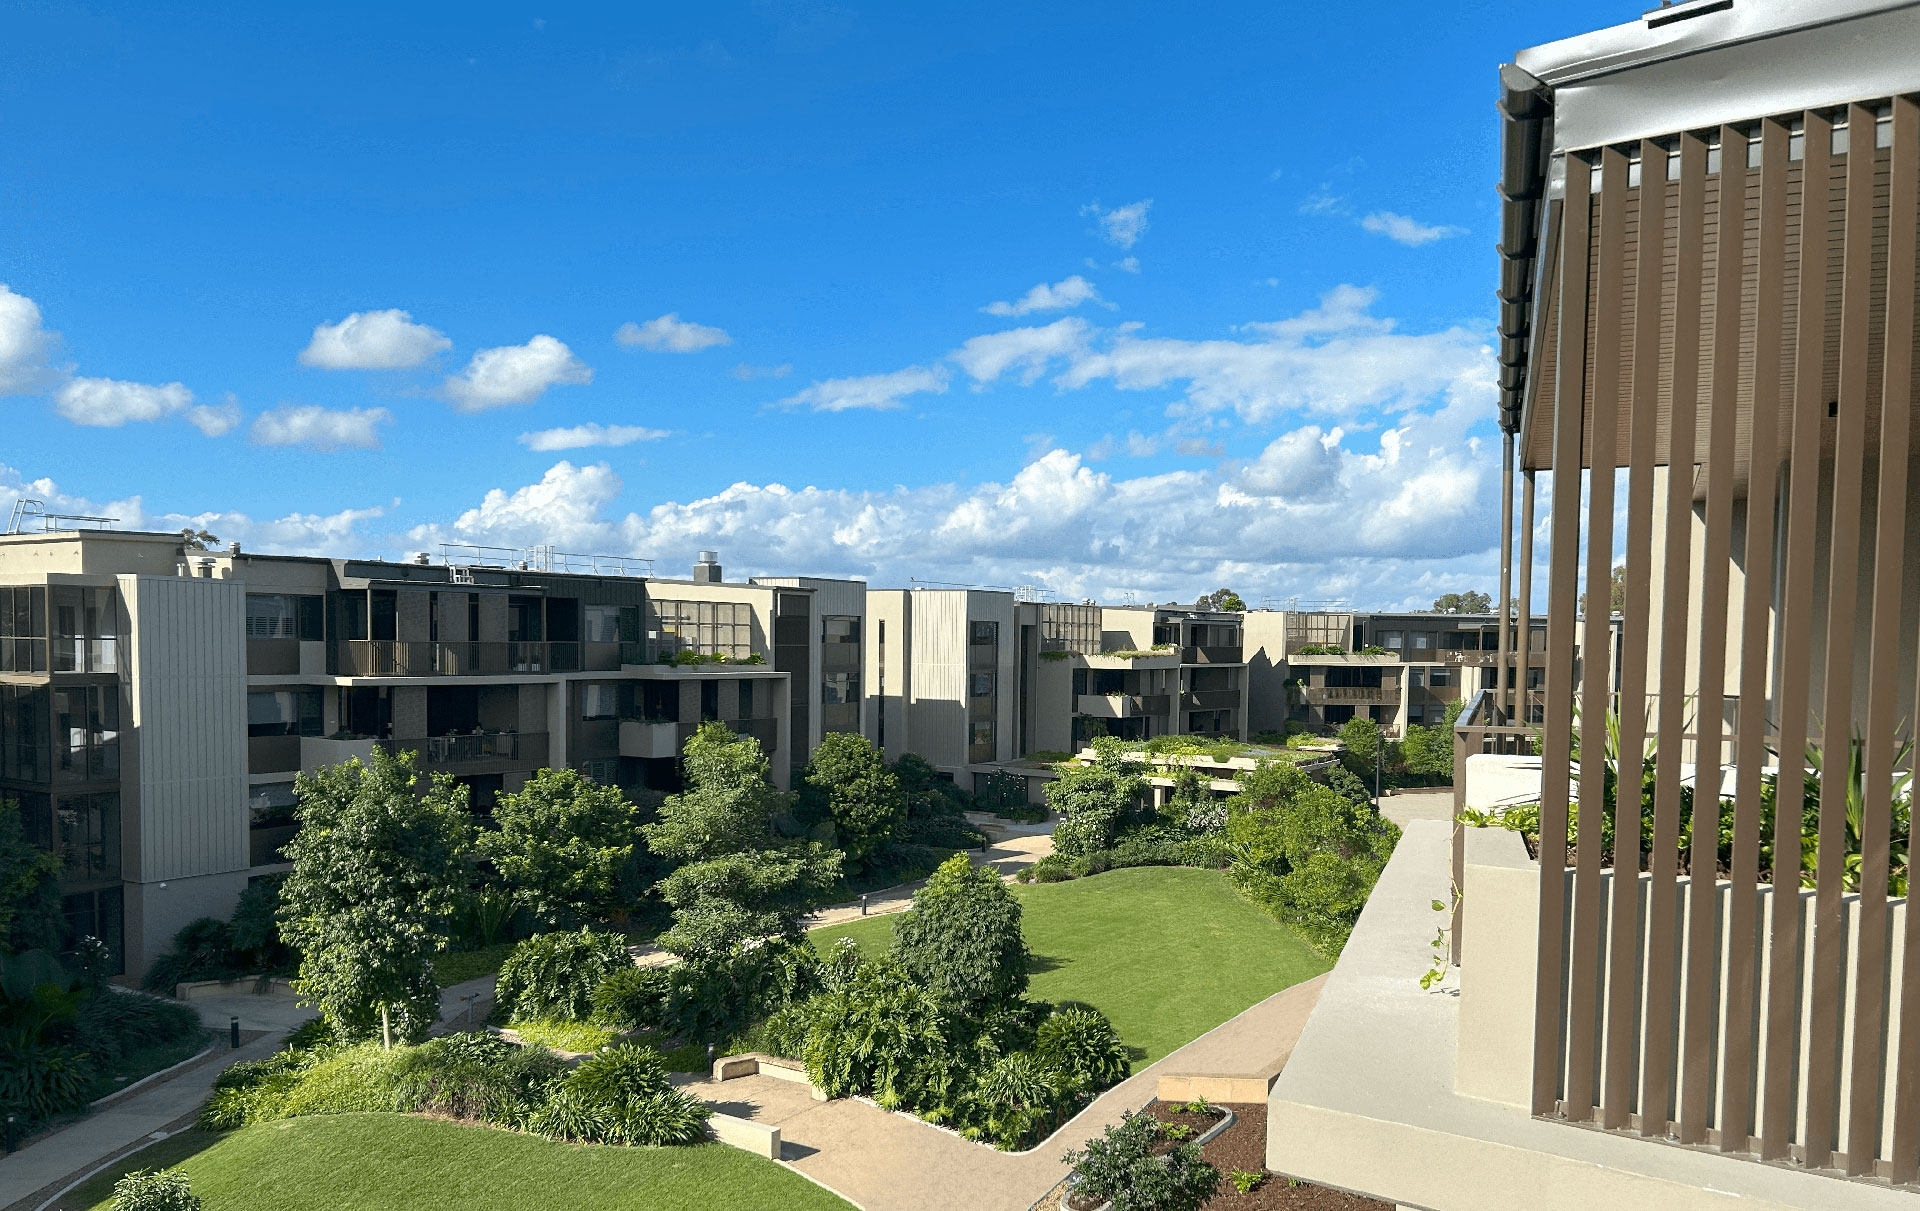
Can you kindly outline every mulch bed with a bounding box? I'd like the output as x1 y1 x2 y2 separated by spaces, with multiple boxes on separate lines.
1047 1101 1393 1211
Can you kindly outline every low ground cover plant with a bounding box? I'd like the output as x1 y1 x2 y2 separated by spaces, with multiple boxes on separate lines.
109 1167 201 1211
1063 1110 1219 1211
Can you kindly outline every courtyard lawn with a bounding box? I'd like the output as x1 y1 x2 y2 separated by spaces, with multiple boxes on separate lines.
809 865 1328 1064
63 1114 853 1211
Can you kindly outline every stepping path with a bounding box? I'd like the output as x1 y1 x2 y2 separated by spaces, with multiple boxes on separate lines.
673 973 1329 1211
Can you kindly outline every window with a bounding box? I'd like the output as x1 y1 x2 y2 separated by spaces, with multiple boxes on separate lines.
969 719 995 761
822 617 859 643
1411 632 1432 651
1382 631 1403 650
62 886 123 976
1408 667 1423 688
1 684 50 781
1428 667 1451 688
57 792 119 881
51 586 117 673
575 758 620 785
246 594 297 639
970 672 995 698
823 671 857 705
53 684 119 780
579 683 619 721
700 680 719 721
738 680 754 717
970 620 998 645
0 585 47 673
249 781 299 828
649 599 753 660
247 688 322 737
582 605 622 643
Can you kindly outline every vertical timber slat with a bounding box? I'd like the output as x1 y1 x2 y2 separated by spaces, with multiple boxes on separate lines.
1720 114 1788 1156
1847 92 1916 1178
1567 141 1626 1124
1606 135 1667 1132
1887 94 1920 1188
1761 106 1831 1162
1804 102 1877 1172
1641 129 1707 1137
1535 150 1592 1118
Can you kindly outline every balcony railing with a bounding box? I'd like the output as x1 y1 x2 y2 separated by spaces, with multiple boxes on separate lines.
384 731 549 770
337 640 629 676
1180 645 1243 664
1076 692 1172 719
1302 685 1396 706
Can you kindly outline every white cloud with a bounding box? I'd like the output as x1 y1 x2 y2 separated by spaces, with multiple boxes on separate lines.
186 394 242 437
952 317 1093 386
982 275 1104 318
53 377 194 427
1055 285 1492 425
730 362 792 381
518 423 672 451
298 309 451 370
250 405 391 451
615 314 732 353
1082 200 1152 249
1113 256 1140 274
776 365 948 412
0 285 57 395
440 335 592 411
1359 211 1466 247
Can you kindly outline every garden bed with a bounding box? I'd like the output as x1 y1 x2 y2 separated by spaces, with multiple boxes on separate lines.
1041 1102 1392 1211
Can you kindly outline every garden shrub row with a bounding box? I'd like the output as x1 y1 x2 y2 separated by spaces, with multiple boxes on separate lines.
201 1026 710 1147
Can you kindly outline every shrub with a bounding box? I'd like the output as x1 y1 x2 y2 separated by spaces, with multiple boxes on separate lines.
1035 1006 1130 1089
72 990 201 1064
559 1042 711 1145
800 733 905 867
589 964 670 1033
142 918 239 993
0 1045 96 1121
227 874 292 970
797 960 949 1105
494 928 631 1023
892 854 1029 1010
970 1051 1074 1150
109 1169 200 1211
1064 1111 1220 1211
1046 754 1146 859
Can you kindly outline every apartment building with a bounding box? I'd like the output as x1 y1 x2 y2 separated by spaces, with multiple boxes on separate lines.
1245 609 1575 736
1271 2 1920 1206
1089 606 1248 743
0 530 810 978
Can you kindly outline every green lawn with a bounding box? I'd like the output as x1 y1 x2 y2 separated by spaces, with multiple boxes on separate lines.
808 865 1328 1064
63 1114 853 1211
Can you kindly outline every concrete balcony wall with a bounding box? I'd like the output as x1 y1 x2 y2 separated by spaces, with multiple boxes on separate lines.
620 720 680 759
300 736 379 768
247 734 302 774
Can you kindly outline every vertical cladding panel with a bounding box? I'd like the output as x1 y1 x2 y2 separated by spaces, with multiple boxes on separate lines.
123 575 248 883
476 593 508 643
396 589 431 643
908 592 967 770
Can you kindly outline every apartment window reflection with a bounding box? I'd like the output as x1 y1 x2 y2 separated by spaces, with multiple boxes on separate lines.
248 689 323 737
51 586 117 673
57 792 119 881
0 585 47 673
53 684 119 781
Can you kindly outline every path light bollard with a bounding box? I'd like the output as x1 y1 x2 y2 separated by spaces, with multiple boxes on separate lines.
5 1114 16 1154
707 1043 716 1069
860 893 868 916
230 1015 240 1049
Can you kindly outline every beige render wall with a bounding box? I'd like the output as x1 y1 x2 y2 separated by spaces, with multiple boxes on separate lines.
1100 607 1154 651
1241 610 1293 735
866 590 909 762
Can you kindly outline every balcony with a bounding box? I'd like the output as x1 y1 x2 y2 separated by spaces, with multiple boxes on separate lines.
1302 685 1397 706
336 640 615 677
248 734 303 775
246 638 300 676
249 823 298 867
619 719 682 759
388 731 547 771
1181 645 1243 664
300 736 381 768
1076 692 1172 719
1183 688 1241 710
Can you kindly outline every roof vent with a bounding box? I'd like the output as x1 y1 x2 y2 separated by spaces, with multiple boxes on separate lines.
413 551 431 565
694 551 722 584
228 541 242 555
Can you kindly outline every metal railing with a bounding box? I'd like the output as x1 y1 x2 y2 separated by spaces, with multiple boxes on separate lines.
337 640 629 676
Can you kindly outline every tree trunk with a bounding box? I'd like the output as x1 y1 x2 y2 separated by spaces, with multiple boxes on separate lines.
381 1004 392 1050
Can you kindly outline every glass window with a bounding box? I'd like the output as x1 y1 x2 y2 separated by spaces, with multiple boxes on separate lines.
246 594 297 639
823 617 859 643
53 684 119 780
51 586 117 673
0 585 47 673
582 605 621 643
1407 667 1422 688
738 680 754 717
1 684 51 781
969 719 995 760
249 781 299 828
1429 667 1451 687
823 671 857 705
579 683 618 721
970 672 994 698
57 792 119 881
970 620 998 645
247 689 322 737
1411 632 1432 650
1382 631 1402 650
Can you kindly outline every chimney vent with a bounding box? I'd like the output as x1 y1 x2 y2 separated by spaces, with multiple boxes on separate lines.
694 551 722 584
413 552 431 566
228 541 242 555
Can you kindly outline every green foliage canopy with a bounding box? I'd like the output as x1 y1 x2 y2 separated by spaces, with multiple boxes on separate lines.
891 854 1029 1009
481 768 638 927
801 732 905 866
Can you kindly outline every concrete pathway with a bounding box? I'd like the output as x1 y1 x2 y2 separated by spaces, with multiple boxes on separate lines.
0 1029 288 1211
674 973 1328 1211
1380 789 1453 830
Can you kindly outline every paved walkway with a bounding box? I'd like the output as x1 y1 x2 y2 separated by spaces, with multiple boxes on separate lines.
675 973 1328 1211
1380 789 1453 830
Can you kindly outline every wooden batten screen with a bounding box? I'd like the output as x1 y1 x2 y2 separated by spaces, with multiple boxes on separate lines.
1520 98 1920 1183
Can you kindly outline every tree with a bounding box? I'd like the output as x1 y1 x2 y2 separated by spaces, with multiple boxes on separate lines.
1336 715 1384 785
1044 744 1145 857
177 528 218 552
481 768 638 927
800 733 905 867
1195 587 1246 612
891 853 1029 1009
1580 564 1627 618
643 723 840 963
0 798 62 954
277 749 472 1047
1431 590 1492 614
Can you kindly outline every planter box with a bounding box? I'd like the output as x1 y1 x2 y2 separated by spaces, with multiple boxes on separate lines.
175 975 297 1001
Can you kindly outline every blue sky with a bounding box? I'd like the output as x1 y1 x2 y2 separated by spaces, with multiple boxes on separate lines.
0 1 1614 607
